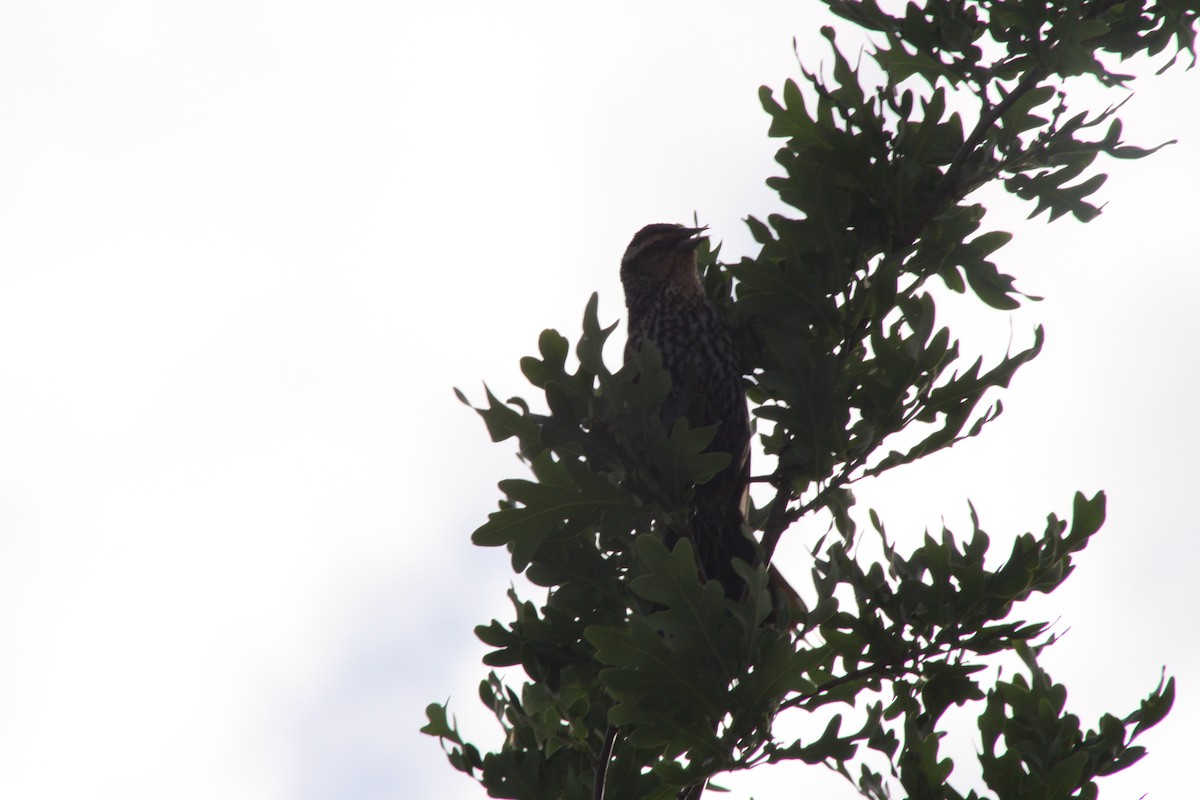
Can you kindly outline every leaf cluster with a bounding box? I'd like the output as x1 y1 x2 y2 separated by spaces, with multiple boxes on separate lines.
435 299 795 797
743 0 1192 545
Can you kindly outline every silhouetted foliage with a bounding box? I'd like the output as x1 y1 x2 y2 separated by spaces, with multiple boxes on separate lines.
424 1 1193 797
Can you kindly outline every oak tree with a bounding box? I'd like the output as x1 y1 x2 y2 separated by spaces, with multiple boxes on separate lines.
424 1 1196 797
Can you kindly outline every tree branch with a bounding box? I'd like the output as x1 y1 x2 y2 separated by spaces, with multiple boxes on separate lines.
897 64 1047 249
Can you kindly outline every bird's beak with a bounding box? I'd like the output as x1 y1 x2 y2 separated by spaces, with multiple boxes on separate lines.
673 226 709 251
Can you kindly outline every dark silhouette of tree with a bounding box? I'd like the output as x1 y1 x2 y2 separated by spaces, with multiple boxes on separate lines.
424 2 1195 797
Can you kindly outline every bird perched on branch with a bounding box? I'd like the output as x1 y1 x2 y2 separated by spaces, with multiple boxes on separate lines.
619 222 800 800
620 222 760 602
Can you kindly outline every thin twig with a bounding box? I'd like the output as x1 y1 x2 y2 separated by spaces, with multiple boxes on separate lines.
593 725 619 800
777 646 941 713
759 454 866 561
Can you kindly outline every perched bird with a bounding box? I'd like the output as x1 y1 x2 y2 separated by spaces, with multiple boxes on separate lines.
620 223 753 800
620 222 756 601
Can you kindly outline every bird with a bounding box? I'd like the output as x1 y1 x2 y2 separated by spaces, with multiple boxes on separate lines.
616 223 801 800
620 222 757 602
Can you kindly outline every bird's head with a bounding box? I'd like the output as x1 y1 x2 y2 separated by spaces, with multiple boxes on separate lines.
619 223 708 296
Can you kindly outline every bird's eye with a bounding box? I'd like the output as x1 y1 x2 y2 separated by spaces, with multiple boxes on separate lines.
623 235 675 266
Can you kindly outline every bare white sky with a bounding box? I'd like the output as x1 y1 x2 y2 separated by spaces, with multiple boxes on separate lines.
0 3 1195 799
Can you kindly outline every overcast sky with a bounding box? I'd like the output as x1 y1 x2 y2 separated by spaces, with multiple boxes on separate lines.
0 3 1195 799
